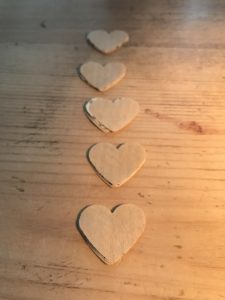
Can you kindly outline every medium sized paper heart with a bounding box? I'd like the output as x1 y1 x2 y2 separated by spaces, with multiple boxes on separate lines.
88 142 146 187
87 30 129 54
84 97 139 133
79 62 126 92
78 204 146 264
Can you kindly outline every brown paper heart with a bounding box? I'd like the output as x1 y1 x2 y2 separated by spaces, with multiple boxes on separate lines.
78 204 146 264
79 62 126 92
88 142 146 187
87 30 129 54
84 97 139 133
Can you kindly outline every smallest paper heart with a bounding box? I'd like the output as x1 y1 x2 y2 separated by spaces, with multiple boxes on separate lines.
88 142 146 187
87 30 129 54
84 97 139 133
78 204 146 264
79 62 126 92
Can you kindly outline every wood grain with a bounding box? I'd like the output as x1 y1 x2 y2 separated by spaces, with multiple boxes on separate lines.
0 0 225 299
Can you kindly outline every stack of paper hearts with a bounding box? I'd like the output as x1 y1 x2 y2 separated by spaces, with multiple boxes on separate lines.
79 62 126 92
84 97 139 132
88 142 146 187
78 204 146 264
87 30 129 54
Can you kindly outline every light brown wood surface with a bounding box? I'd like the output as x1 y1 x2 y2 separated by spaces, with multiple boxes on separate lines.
0 0 225 299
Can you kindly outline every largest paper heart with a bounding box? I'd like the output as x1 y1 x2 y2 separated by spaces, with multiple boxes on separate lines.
88 142 146 187
78 204 146 264
79 62 126 92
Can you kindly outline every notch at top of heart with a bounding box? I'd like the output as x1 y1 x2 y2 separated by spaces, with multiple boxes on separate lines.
79 62 126 92
87 30 129 54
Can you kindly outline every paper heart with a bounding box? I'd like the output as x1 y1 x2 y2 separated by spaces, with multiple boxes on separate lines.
88 142 146 187
78 204 146 264
79 62 126 92
84 97 139 133
87 30 129 54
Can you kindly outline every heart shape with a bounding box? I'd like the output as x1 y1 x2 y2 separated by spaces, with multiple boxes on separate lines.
87 30 129 54
88 142 146 187
84 97 139 133
79 62 126 92
78 204 146 264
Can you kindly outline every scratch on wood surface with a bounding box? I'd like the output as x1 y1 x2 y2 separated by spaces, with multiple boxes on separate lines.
145 108 219 135
40 20 47 29
174 245 183 249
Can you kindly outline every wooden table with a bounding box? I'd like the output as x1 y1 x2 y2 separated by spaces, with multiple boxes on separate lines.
0 1 225 299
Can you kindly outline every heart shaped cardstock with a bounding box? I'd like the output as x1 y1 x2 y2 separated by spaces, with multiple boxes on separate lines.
88 142 146 187
87 30 129 54
84 97 139 133
79 62 126 92
78 204 146 264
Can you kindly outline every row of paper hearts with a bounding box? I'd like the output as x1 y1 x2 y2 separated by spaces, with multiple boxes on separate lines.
82 30 146 187
78 30 146 265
